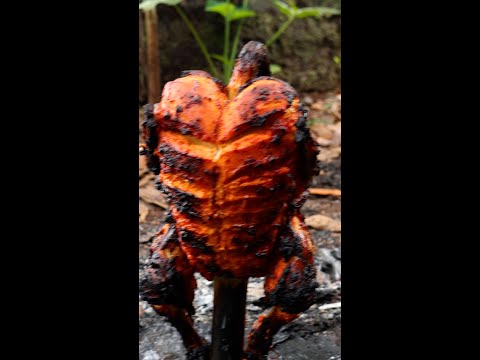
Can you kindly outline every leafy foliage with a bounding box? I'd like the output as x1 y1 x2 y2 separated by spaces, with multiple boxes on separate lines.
205 0 255 22
211 54 228 64
272 0 291 17
270 64 282 74
333 56 341 66
273 0 340 19
139 0 340 85
296 7 340 19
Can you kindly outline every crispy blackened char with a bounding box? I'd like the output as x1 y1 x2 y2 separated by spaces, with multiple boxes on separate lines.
228 41 270 98
141 41 320 359
141 223 196 313
142 104 160 175
144 65 318 279
140 224 210 359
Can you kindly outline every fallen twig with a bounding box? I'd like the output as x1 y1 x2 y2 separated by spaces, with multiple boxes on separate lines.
309 188 341 197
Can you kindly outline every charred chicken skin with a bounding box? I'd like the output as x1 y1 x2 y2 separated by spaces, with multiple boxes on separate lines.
141 41 320 359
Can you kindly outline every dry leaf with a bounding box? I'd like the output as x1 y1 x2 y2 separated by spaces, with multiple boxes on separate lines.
327 123 341 147
317 146 341 162
311 100 324 111
331 102 341 121
139 182 168 209
139 172 155 188
305 214 341 232
316 137 332 147
139 200 149 223
310 124 333 140
332 93 341 118
330 146 341 158
139 155 148 178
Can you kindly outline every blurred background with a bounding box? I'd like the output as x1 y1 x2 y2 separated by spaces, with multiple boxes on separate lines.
139 1 341 359
139 0 340 103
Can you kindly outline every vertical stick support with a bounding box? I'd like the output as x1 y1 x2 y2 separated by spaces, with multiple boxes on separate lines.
211 276 248 360
144 8 162 103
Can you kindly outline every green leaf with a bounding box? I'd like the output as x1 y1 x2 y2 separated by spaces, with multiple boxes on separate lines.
295 7 340 19
211 54 228 64
139 0 182 11
230 8 255 21
158 0 182 4
272 0 294 18
333 56 341 65
206 1 255 21
205 1 235 19
270 64 282 74
205 0 223 8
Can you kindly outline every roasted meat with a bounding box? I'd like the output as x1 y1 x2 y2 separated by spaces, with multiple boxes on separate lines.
141 41 320 360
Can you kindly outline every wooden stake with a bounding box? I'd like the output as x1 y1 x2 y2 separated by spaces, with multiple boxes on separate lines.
144 8 161 103
139 11 147 103
211 277 248 360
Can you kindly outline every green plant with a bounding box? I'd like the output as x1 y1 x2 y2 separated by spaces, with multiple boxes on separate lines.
334 55 341 67
139 0 220 78
139 0 340 85
205 0 255 83
269 64 282 75
268 0 340 46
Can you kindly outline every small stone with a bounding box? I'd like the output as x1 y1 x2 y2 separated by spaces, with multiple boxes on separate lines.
305 214 341 232
303 95 314 105
143 350 160 360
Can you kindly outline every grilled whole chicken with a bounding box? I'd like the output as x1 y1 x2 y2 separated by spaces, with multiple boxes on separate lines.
141 41 320 360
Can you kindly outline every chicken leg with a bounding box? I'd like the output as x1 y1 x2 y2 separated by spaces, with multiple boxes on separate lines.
244 213 318 359
140 221 210 359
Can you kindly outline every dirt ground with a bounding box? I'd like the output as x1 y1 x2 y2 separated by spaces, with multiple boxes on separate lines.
139 90 341 360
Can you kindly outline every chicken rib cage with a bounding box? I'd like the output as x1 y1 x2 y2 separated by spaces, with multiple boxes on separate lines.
141 41 320 360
